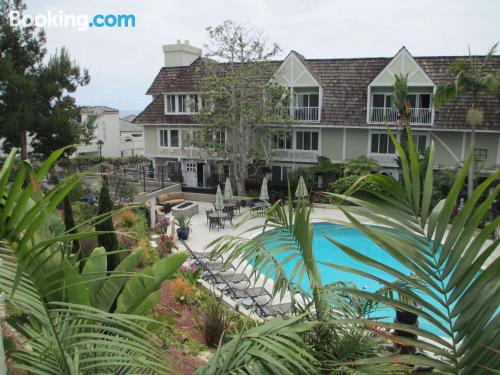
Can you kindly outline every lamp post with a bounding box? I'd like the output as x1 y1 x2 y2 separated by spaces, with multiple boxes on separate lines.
96 139 104 174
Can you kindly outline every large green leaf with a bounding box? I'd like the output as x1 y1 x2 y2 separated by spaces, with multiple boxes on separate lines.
93 248 144 312
81 247 107 302
116 251 187 314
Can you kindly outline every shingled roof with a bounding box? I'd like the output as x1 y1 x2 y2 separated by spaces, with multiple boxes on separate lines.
135 52 500 130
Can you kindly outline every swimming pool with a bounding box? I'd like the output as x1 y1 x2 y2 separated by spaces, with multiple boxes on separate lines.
259 222 446 336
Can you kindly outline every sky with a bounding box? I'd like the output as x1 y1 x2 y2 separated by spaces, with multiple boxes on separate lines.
25 0 500 116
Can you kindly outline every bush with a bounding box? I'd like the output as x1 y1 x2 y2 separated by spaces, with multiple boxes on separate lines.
328 175 383 197
200 296 233 347
157 234 177 257
343 155 381 176
115 208 137 228
171 276 192 304
177 263 202 285
96 181 119 271
288 167 317 192
72 201 97 226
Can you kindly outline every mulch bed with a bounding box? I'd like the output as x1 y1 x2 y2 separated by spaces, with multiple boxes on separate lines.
154 281 208 375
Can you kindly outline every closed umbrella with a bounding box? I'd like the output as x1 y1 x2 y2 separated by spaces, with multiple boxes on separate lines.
259 177 269 201
295 176 308 199
215 184 224 211
224 177 233 201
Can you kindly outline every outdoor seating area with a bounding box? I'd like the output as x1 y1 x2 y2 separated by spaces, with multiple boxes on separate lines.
180 240 295 318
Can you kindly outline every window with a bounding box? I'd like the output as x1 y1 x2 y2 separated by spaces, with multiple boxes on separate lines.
178 95 187 113
170 129 179 147
372 93 393 108
160 129 169 147
296 131 319 151
159 129 180 148
419 94 431 108
295 93 319 108
215 130 225 148
272 131 292 150
413 134 428 154
272 165 292 182
371 133 396 154
166 95 176 113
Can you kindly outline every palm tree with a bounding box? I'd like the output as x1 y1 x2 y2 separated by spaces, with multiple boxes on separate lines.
434 42 500 198
0 148 183 374
325 127 499 373
206 190 406 374
393 73 412 149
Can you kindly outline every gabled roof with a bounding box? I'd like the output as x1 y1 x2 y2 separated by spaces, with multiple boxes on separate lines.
369 47 435 87
136 50 500 130
146 66 188 95
272 50 322 87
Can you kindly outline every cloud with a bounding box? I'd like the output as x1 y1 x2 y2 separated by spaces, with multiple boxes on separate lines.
25 0 500 112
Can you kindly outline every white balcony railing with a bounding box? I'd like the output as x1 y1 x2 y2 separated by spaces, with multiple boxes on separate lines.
292 106 319 122
368 107 432 125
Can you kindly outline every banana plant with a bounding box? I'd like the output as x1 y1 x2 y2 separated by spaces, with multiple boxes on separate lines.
324 127 499 374
0 148 177 374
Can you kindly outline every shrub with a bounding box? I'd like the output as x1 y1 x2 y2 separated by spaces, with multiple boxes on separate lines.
115 208 137 228
171 276 192 304
343 155 381 176
177 263 202 285
153 217 171 235
157 234 177 257
200 296 233 347
328 175 382 197
138 238 159 266
96 181 118 271
72 201 97 226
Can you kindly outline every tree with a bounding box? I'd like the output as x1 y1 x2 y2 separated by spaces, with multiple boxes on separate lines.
393 73 412 149
195 20 290 195
0 0 91 159
0 148 175 374
325 127 499 373
343 155 381 176
434 43 500 199
95 179 119 271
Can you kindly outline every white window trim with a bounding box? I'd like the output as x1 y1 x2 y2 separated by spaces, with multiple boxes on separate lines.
272 164 294 182
158 128 181 149
272 131 293 151
368 131 398 156
295 130 320 151
214 130 226 148
370 92 432 109
164 93 202 115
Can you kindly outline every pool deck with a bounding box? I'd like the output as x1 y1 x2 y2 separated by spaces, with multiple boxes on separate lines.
157 200 498 320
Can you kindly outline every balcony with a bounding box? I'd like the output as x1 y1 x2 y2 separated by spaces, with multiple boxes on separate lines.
368 107 432 125
292 106 319 122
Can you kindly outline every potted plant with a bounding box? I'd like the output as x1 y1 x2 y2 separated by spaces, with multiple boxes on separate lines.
379 278 420 325
175 214 192 240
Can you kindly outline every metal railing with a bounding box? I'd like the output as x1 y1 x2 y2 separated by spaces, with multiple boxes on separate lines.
368 107 432 125
292 106 319 122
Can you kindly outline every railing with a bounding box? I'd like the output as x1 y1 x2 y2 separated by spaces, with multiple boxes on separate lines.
292 106 319 122
368 107 432 125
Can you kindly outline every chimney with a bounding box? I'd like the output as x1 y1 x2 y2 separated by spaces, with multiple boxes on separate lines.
162 40 201 67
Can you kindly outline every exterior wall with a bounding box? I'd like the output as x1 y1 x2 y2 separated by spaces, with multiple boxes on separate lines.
432 132 463 168
475 133 499 170
320 128 344 162
77 111 121 157
345 128 369 160
120 130 144 156
144 126 159 155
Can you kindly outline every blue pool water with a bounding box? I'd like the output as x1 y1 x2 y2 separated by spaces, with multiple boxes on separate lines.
260 223 447 336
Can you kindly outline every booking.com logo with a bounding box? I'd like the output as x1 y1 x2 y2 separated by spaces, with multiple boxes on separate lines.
9 10 136 31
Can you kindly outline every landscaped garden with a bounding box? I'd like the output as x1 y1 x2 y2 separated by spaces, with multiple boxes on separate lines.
1 127 498 374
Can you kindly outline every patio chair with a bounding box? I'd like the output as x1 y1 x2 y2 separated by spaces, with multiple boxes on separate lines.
180 240 247 284
208 215 222 231
205 209 214 225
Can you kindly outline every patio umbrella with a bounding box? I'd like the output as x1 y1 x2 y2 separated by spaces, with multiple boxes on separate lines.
215 184 225 211
259 177 269 201
223 177 233 201
295 176 308 199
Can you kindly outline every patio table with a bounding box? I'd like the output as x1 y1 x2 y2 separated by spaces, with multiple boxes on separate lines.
208 212 228 230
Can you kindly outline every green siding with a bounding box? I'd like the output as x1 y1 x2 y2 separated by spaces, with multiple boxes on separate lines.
345 129 368 160
432 132 462 168
144 126 159 155
321 128 343 161
475 133 499 169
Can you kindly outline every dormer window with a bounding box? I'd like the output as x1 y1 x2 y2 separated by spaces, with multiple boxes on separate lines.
164 93 202 114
